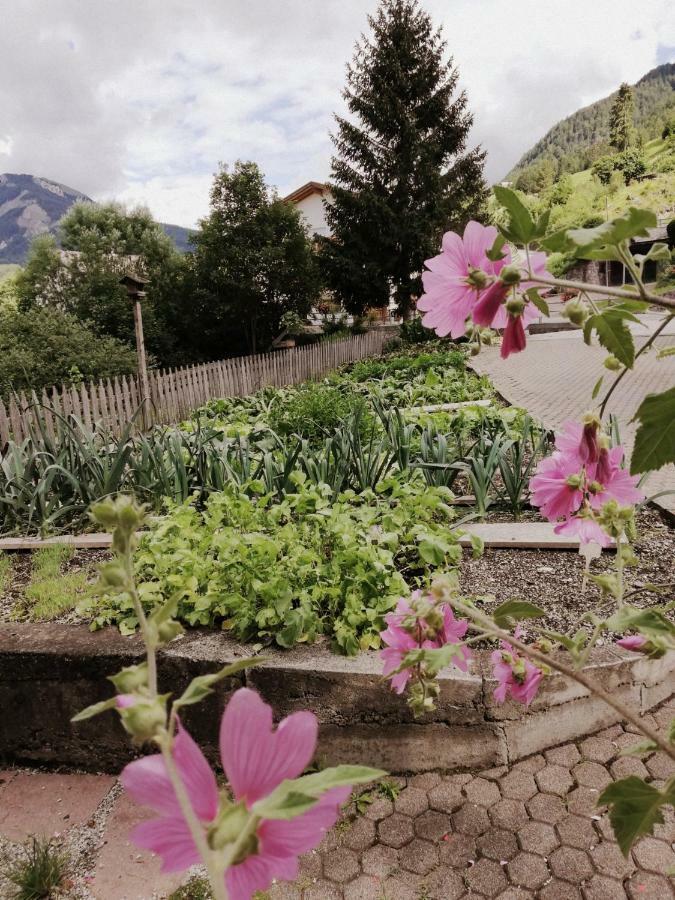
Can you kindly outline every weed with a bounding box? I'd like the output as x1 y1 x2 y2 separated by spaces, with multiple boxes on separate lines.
2 836 69 900
0 552 11 593
32 545 74 579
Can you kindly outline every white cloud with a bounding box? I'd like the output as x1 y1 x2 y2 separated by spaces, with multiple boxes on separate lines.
2 0 674 226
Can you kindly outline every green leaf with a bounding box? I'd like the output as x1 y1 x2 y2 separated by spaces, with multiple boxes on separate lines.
599 777 674 856
606 606 675 641
642 242 671 264
540 228 573 253
618 740 657 757
469 533 484 559
656 346 675 359
173 657 263 710
493 186 534 243
493 599 546 629
524 287 550 317
592 376 604 400
486 233 507 262
532 208 551 240
568 208 657 254
71 697 118 723
586 311 636 368
631 387 675 474
252 765 385 820
589 573 621 598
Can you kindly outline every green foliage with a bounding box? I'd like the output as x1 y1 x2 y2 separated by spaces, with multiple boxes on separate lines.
631 386 675 474
600 777 675 857
190 161 320 356
268 384 371 443
514 158 557 194
3 836 69 899
87 480 463 653
609 83 636 152
0 305 137 399
0 552 11 594
399 316 438 344
320 0 487 318
170 878 213 900
662 116 675 139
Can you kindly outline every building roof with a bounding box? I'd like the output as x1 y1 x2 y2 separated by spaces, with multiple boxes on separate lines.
283 181 328 204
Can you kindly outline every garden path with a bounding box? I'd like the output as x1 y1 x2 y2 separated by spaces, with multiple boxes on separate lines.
1 698 674 899
470 325 675 515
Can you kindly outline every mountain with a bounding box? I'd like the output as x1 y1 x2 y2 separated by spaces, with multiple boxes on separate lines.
0 173 192 263
506 62 675 181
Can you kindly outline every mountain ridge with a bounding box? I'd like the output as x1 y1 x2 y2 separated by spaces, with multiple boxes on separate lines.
506 61 675 181
0 172 191 264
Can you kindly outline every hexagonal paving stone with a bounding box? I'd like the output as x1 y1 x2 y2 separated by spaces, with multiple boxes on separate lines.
477 827 519 861
377 813 414 849
579 735 616 764
399 837 439 875
267 883 302 899
489 798 529 830
394 786 429 817
517 820 559 856
439 832 476 867
539 881 583 900
609 756 649 781
499 769 538 801
626 871 675 899
583 875 625 900
544 743 581 767
414 809 452 842
464 776 502 807
632 836 675 873
646 752 675 780
322 847 361 884
408 772 441 791
566 786 603 817
304 880 342 900
428 780 465 814
513 754 546 774
526 792 567 824
535 764 575 797
465 857 508 897
379 875 418 900
555 814 598 850
363 797 394 821
453 802 491 836
343 874 385 900
549 846 593 882
424 865 465 900
343 816 377 852
496 890 537 900
361 843 398 878
590 840 635 878
507 851 550 890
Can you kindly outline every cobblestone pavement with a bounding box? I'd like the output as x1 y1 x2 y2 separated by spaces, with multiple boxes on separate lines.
1 698 674 899
470 326 675 514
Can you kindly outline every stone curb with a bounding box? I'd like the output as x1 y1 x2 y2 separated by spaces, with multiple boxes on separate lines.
0 623 672 773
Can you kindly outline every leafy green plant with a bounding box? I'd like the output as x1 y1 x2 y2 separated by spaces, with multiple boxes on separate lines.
457 429 513 518
2 836 69 899
497 415 554 518
268 383 371 443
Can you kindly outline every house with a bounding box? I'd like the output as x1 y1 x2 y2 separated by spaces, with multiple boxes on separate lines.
284 181 332 238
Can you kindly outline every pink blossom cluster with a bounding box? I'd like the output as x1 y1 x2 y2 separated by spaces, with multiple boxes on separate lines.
380 591 472 693
416 221 549 357
529 418 644 546
121 688 349 900
491 627 543 706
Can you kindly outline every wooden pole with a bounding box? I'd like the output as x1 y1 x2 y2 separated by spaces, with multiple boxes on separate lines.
134 298 151 429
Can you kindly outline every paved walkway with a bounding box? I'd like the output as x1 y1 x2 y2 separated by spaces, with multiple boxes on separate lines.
471 323 675 514
1 700 674 899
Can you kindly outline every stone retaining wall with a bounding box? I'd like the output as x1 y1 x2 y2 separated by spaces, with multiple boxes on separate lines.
1 624 672 773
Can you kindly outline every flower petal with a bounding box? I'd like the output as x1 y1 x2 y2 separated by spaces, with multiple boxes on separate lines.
131 816 201 874
220 688 318 805
259 786 351 857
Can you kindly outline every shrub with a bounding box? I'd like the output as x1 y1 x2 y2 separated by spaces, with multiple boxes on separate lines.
268 383 371 442
400 316 437 344
0 306 138 399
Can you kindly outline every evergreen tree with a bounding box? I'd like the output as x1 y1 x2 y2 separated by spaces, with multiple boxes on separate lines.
320 0 487 318
609 83 635 152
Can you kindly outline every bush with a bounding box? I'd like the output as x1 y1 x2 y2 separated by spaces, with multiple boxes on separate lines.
268 383 371 442
662 116 675 140
0 306 138 399
400 316 437 344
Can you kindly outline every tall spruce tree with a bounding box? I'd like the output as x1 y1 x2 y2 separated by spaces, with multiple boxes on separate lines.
320 0 487 318
609 83 635 152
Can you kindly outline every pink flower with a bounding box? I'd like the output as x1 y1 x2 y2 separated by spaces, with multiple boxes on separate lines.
491 634 543 706
617 634 647 652
121 689 349 899
500 313 527 359
115 694 136 709
553 515 612 547
588 446 644 510
417 221 510 338
472 280 509 328
529 452 584 520
380 593 472 693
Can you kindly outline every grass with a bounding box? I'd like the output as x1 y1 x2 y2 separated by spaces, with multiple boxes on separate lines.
169 877 213 899
10 544 94 621
2 836 69 899
0 552 11 593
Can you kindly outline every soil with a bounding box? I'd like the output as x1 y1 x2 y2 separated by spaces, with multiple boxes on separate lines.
460 505 675 644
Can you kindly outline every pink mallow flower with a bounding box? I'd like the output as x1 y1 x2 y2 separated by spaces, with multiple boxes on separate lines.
380 593 471 693
121 688 350 900
529 452 584 521
500 313 527 359
417 221 510 338
617 634 647 652
491 631 543 706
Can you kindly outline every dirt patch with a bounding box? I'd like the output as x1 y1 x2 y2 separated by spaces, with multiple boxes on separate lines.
460 505 675 643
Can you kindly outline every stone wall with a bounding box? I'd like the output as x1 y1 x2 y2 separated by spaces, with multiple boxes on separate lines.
0 624 672 773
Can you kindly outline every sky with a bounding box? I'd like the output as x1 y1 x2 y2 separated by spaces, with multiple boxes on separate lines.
1 1 674 228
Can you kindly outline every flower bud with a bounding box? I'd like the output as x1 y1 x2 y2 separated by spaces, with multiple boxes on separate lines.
119 698 166 742
505 297 525 317
469 342 480 356
109 662 148 693
466 266 490 290
157 620 184 644
565 473 583 489
561 298 589 326
100 562 127 589
603 355 622 371
208 801 253 853
500 266 521 286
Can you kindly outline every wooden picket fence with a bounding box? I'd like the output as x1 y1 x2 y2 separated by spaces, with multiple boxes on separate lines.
0 330 392 444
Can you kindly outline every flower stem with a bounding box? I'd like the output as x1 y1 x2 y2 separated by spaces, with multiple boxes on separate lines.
121 540 157 697
528 276 675 312
453 599 675 762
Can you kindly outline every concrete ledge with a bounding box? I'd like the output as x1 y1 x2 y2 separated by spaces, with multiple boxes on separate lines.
0 624 672 773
